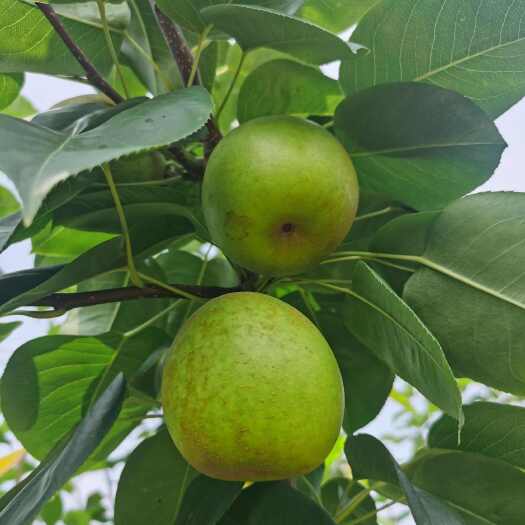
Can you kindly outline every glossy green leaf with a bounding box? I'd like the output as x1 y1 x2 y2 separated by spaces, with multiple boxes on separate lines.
220 482 336 524
156 0 303 34
407 449 525 524
340 191 408 252
5 172 96 252
40 495 63 525
404 192 525 394
0 187 19 217
370 211 440 292
0 217 193 314
334 83 506 210
0 87 212 224
52 183 205 238
321 478 377 524
0 212 22 252
1 329 168 462
340 0 525 118
0 0 128 75
0 374 125 525
300 0 380 32
115 427 197 525
317 296 394 434
429 402 525 470
122 0 181 94
201 5 363 65
346 435 466 525
237 59 343 122
31 224 114 259
0 74 23 111
212 43 292 132
175 476 243 525
1 95 37 118
0 321 21 343
343 262 462 422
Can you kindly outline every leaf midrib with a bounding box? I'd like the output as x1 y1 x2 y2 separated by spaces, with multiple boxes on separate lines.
414 35 525 84
350 141 503 158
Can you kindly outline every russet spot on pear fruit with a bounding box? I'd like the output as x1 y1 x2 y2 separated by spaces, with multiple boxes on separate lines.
161 292 344 481
202 116 359 276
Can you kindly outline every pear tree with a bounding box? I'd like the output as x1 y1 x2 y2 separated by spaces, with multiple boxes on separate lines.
0 1 524 524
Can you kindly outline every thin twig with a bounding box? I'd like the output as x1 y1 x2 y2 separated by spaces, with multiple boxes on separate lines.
36 2 124 104
188 25 212 87
96 0 129 98
29 283 240 312
153 3 222 159
216 51 246 121
154 4 196 86
102 163 143 287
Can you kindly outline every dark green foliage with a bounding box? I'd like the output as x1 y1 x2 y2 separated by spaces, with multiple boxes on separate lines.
0 1 524 524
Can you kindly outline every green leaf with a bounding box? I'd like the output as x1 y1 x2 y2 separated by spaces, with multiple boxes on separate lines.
52 182 206 238
342 262 462 422
31 223 114 260
61 262 172 337
0 187 20 218
115 428 197 525
429 402 525 470
122 0 181 94
340 191 408 252
175 476 243 525
0 212 22 252
321 478 377 524
201 5 363 65
340 0 525 118
220 482 336 524
40 495 63 525
370 211 440 292
0 321 21 343
299 0 380 32
1 329 168 462
0 374 125 525
334 82 506 210
316 296 394 434
0 87 212 224
0 216 193 314
0 74 23 111
403 192 525 395
156 0 303 34
1 95 37 118
5 172 96 252
407 449 525 524
212 43 293 132
346 434 466 525
0 0 128 75
237 59 343 122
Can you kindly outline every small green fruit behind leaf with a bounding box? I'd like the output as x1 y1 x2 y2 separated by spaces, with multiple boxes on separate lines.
161 292 345 481
202 116 359 276
110 151 166 183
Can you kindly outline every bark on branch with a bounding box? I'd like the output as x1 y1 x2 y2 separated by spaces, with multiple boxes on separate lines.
36 2 124 105
153 3 222 160
30 283 241 312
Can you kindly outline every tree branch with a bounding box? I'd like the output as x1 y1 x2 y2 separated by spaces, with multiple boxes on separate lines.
36 2 124 105
154 5 195 86
153 3 222 160
30 283 241 312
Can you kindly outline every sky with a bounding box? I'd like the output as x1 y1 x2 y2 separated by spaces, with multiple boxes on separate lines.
0 71 524 523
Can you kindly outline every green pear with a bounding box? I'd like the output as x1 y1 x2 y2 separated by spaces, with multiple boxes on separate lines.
202 116 359 276
110 151 166 183
161 292 344 481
